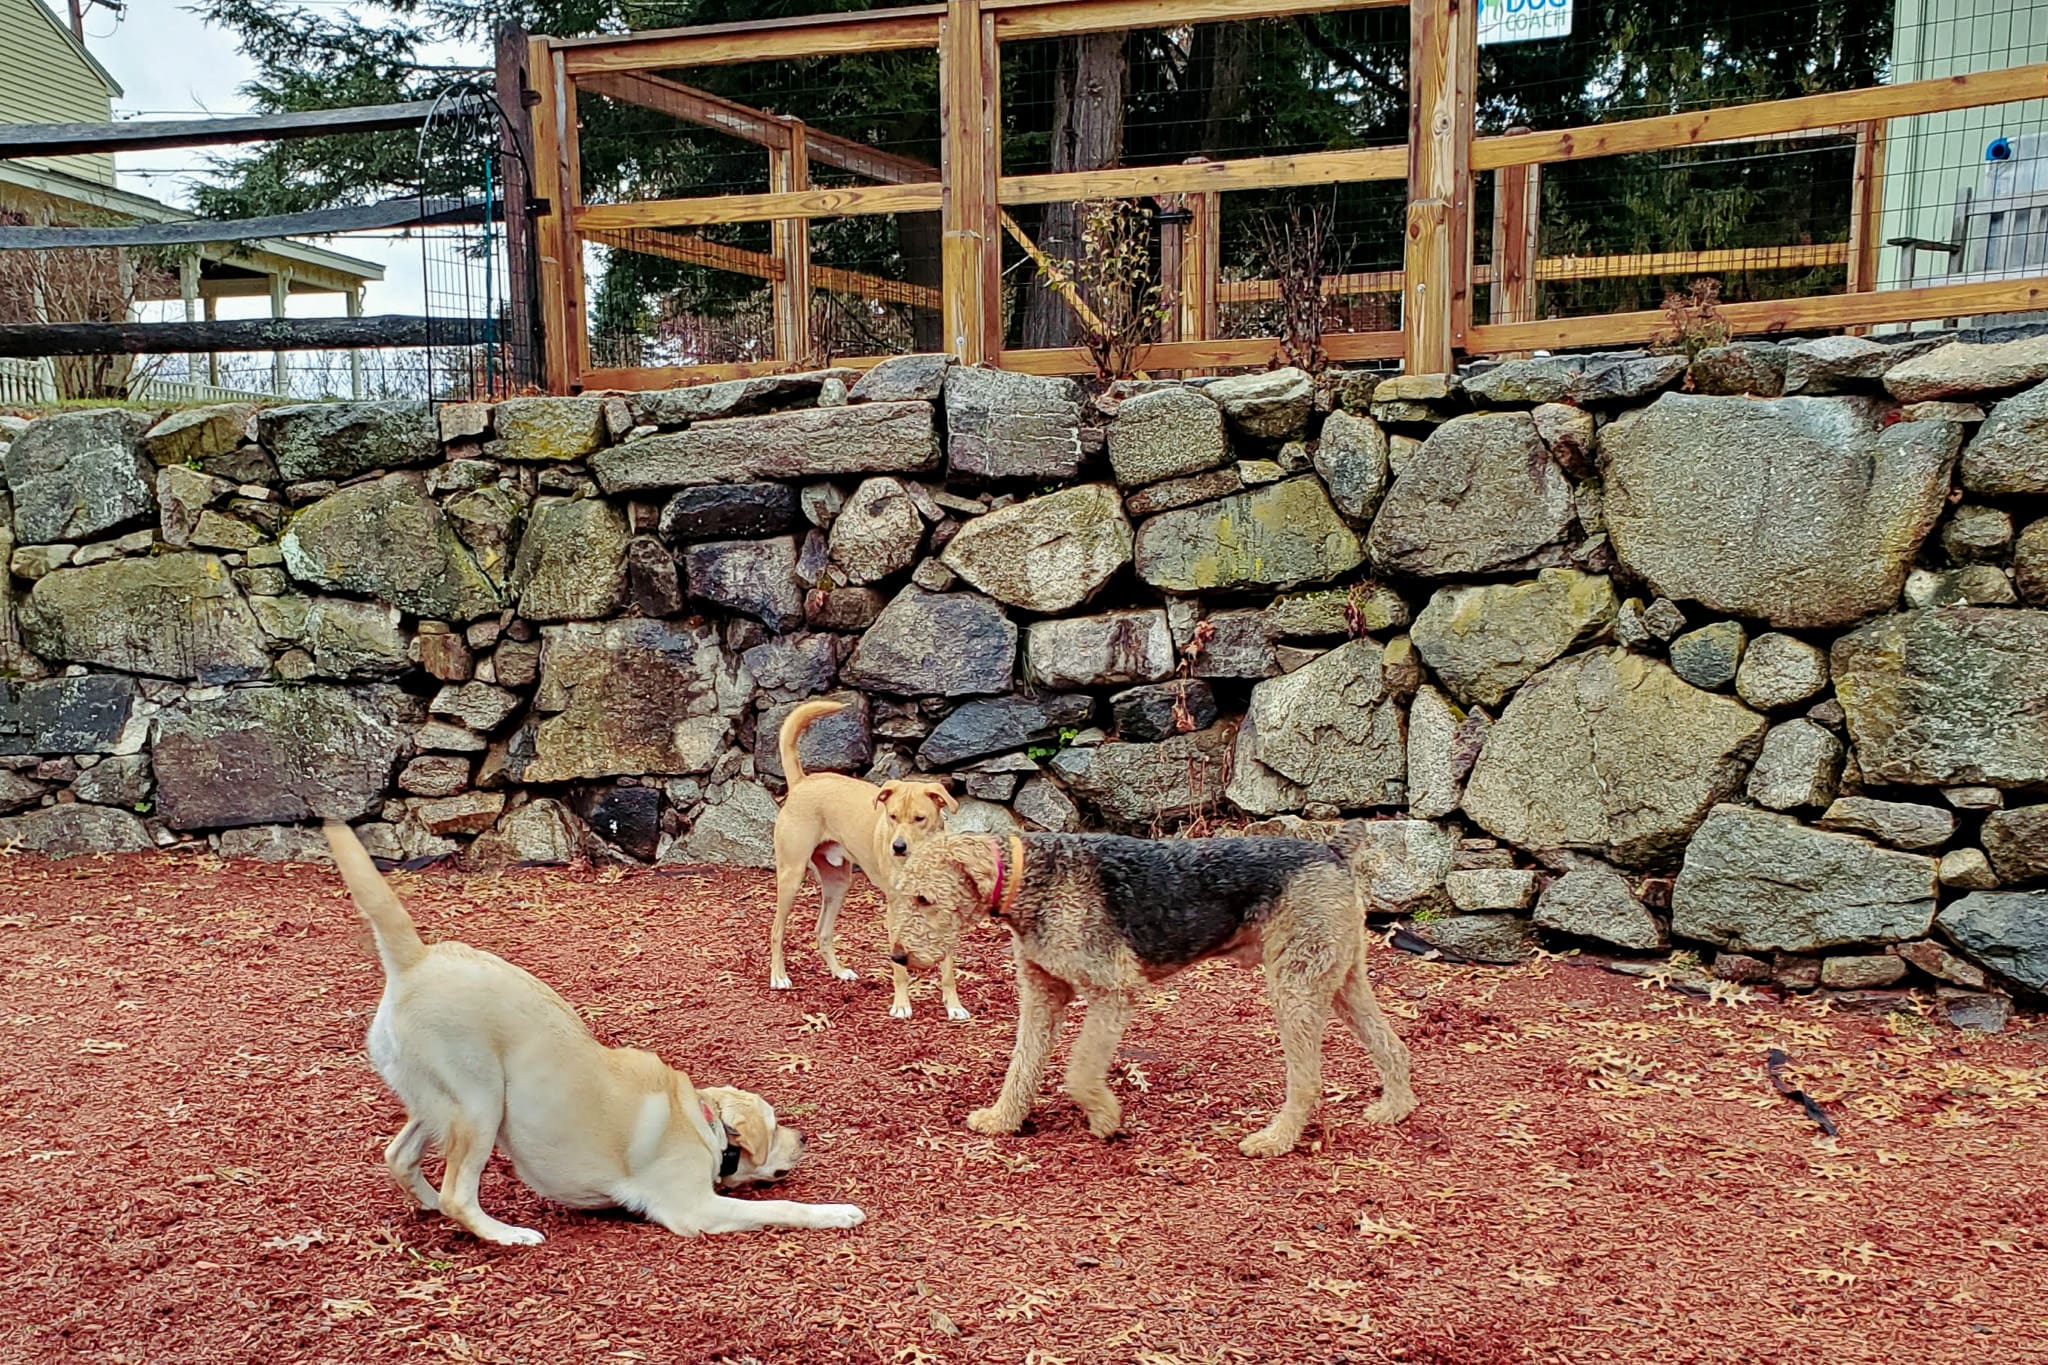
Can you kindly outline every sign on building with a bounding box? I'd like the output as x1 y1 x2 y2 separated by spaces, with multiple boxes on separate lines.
1477 0 1572 46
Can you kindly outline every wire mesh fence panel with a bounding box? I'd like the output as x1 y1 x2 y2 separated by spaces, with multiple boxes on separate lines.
584 229 776 370
1213 182 1407 343
808 210 943 360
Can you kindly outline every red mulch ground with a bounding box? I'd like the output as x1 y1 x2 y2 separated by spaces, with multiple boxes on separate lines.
3 854 2046 1365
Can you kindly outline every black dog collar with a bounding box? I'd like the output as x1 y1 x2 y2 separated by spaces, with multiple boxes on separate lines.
720 1141 743 1179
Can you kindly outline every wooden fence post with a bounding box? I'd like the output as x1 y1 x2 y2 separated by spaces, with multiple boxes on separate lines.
1179 158 1218 349
528 36 574 393
494 22 540 392
1489 127 1539 327
940 0 1000 364
1405 0 1474 374
770 118 814 364
1846 118 1888 332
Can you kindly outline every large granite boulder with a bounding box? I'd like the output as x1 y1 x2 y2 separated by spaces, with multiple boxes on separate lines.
1049 723 1233 828
1982 804 2048 885
1409 568 1616 709
1465 352 1686 407
258 401 438 482
941 484 1131 612
626 368 855 426
827 478 925 585
0 803 153 856
441 485 525 589
843 588 1016 697
1136 476 1363 592
0 674 137 755
281 475 501 621
1239 640 1406 810
303 597 410 678
1366 412 1576 579
142 403 254 467
526 619 744 782
1107 386 1230 486
1960 380 2048 495
1832 608 2048 788
1936 891 2048 993
466 798 584 868
1339 818 1457 916
1733 632 1830 711
154 684 417 829
676 779 779 868
510 496 631 621
919 692 1094 768
1670 805 1939 952
1463 648 1766 868
1206 367 1312 440
849 353 951 404
1313 409 1389 523
1025 610 1173 690
1600 394 1959 629
681 536 806 632
22 553 270 682
1883 334 2048 403
943 368 1084 481
5 408 156 545
492 397 604 462
592 402 939 493
1533 866 1667 951
658 483 799 543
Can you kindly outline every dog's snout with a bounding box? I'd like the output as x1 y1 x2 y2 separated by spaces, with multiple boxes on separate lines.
891 837 908 855
889 949 909 966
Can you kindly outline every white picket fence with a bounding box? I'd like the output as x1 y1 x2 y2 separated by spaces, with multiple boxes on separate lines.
0 356 274 407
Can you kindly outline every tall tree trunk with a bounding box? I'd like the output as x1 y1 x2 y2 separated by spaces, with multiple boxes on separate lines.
1195 23 1253 159
1016 32 1127 350
900 212 945 351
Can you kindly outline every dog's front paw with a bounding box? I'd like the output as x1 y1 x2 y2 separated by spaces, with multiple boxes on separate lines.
815 1203 865 1229
1362 1093 1417 1126
1237 1125 1300 1158
966 1105 1021 1135
1083 1104 1122 1140
770 974 792 991
483 1223 546 1246
831 966 859 982
888 1001 913 1019
946 1003 973 1022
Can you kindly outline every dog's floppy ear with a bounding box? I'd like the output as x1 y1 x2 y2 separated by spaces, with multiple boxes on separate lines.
701 1086 775 1165
931 786 959 813
874 780 898 810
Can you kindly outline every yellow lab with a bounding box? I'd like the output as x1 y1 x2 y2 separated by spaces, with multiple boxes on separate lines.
323 821 863 1243
768 699 966 1019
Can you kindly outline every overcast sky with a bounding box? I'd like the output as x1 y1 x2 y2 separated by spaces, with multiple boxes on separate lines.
52 0 482 320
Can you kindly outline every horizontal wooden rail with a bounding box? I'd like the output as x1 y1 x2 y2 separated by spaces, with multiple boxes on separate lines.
998 145 1405 205
0 315 491 357
987 0 1403 39
558 8 944 75
0 97 485 159
1223 243 1853 302
580 355 893 389
1466 277 2048 353
1473 61 2048 170
575 182 943 230
0 197 489 250
584 225 942 308
999 329 1403 375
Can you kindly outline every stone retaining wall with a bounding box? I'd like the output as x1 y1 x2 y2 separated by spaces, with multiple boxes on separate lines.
4 332 2047 1019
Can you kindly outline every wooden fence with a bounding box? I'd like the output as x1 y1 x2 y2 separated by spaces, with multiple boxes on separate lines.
521 0 2048 392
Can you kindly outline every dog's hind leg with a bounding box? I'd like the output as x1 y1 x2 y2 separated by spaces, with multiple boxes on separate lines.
768 858 809 991
938 955 971 1021
812 855 859 982
1337 946 1417 1126
1063 992 1133 1139
968 962 1073 1135
384 1116 439 1210
435 1111 543 1246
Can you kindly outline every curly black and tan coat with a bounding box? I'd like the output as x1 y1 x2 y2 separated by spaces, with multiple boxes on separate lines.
888 827 1417 1156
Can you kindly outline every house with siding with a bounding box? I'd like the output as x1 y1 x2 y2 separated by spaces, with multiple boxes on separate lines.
0 0 383 398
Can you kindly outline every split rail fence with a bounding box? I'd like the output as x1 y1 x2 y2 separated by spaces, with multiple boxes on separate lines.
514 0 2048 390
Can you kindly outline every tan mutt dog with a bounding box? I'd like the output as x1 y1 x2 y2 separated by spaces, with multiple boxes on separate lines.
768 699 966 1020
323 821 864 1243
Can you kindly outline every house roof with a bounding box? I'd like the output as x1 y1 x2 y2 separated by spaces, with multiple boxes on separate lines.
0 157 385 290
22 0 124 98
